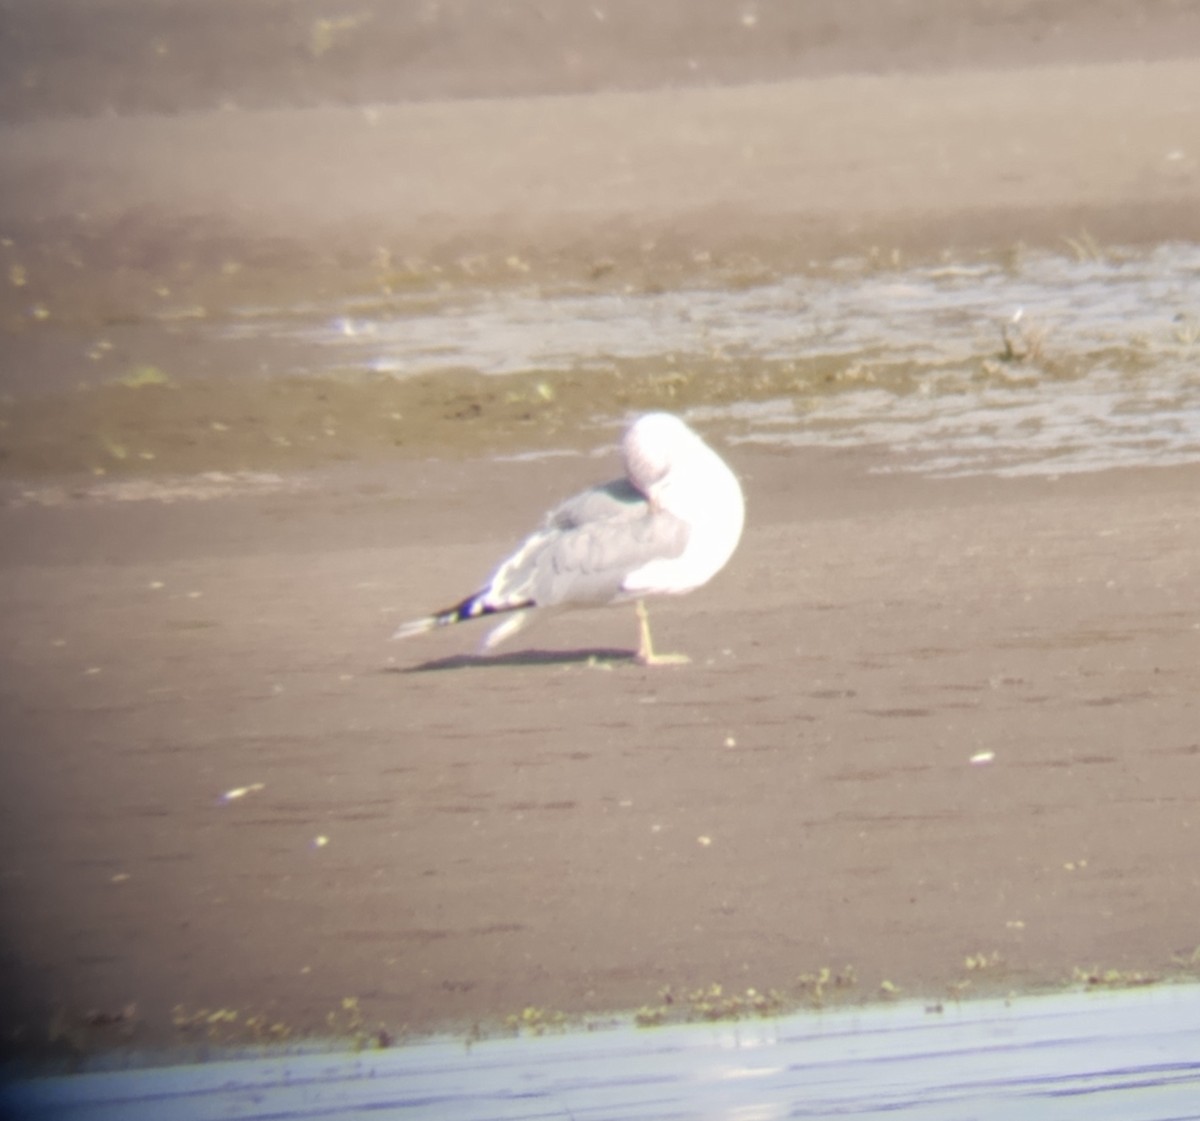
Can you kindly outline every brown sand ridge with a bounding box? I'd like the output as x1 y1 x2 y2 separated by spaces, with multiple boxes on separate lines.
1 0 1199 1061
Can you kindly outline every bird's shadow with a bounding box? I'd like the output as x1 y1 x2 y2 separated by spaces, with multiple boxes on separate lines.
385 647 637 674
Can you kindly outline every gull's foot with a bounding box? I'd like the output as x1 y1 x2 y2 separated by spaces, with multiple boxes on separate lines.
635 649 691 667
632 601 690 666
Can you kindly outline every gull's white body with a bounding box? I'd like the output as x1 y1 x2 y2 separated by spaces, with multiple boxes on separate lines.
393 412 745 661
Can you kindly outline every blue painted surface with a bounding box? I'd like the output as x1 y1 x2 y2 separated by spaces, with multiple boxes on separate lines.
4 985 1200 1120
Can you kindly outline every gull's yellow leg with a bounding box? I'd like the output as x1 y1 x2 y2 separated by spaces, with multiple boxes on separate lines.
634 600 690 666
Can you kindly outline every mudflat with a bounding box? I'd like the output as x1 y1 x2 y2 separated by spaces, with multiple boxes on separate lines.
1 0 1199 1059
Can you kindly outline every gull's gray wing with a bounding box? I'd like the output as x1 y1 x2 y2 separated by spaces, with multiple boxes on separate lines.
489 478 690 609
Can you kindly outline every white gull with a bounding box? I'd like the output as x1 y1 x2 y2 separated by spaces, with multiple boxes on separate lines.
392 412 745 665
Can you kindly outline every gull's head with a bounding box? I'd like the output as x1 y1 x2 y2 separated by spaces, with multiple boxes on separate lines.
622 412 699 495
620 411 745 587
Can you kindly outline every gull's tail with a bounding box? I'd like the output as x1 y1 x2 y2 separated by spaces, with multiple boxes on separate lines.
392 590 534 645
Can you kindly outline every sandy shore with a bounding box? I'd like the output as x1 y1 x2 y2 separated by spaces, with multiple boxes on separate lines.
2 0 1200 1062
2 449 1198 1054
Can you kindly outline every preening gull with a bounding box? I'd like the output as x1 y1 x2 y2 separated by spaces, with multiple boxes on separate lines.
392 412 745 665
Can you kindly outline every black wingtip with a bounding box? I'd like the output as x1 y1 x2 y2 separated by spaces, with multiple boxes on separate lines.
394 591 537 642
438 591 534 628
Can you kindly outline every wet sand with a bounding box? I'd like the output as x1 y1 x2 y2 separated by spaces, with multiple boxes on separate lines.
2 0 1200 1062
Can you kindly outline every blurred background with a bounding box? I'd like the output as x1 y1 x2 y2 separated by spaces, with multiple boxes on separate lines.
3 0 1198 121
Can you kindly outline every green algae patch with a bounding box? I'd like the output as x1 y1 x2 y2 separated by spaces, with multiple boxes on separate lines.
0 356 855 480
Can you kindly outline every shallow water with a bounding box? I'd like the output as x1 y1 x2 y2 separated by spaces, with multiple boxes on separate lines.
223 243 1200 477
5 985 1200 1120
5 243 1196 484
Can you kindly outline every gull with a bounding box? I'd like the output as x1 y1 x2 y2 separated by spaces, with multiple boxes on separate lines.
392 412 745 664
